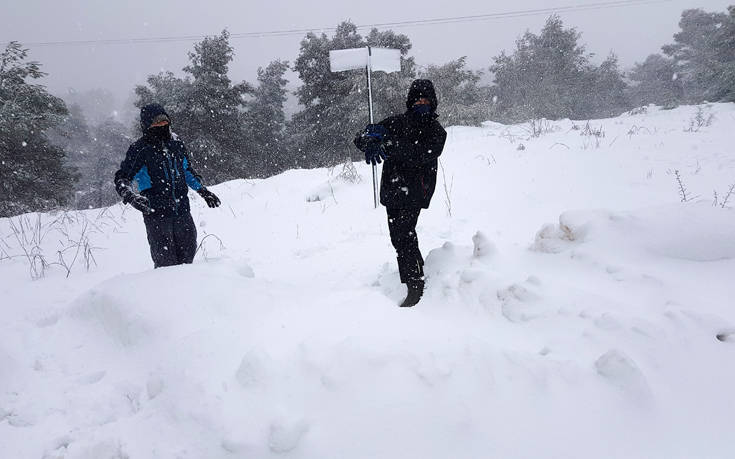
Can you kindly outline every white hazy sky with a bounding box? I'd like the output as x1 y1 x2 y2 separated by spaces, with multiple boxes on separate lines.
1 0 731 105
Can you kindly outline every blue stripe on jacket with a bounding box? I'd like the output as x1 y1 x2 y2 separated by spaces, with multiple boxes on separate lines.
134 165 152 192
183 158 203 191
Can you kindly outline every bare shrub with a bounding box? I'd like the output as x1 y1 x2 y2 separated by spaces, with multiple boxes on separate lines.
2 209 112 279
685 106 714 132
627 125 652 138
336 158 362 184
673 170 692 202
475 154 497 166
55 220 99 278
581 122 606 138
524 118 556 138
628 106 648 116
714 183 735 208
195 233 226 261
439 159 454 217
580 122 606 149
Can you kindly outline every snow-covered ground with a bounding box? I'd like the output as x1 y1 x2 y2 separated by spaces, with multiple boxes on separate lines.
1 104 734 458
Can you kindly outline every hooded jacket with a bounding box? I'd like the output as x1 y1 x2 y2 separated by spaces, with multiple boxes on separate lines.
114 104 204 217
354 80 447 209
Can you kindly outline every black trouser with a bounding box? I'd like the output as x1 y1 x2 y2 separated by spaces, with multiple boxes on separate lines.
387 208 424 286
143 213 197 268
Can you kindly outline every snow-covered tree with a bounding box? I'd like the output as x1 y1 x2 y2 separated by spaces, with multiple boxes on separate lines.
290 22 415 168
49 103 131 209
0 41 76 217
490 15 629 121
247 60 290 175
663 7 735 103
628 54 683 108
580 54 629 118
83 119 130 208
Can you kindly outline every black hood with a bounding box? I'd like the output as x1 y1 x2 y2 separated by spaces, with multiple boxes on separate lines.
406 79 438 111
140 103 169 132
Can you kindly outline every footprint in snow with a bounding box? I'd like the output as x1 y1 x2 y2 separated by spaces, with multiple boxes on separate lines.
221 438 256 454
472 231 496 260
35 312 60 327
77 370 106 385
593 313 623 331
716 330 735 343
236 349 270 388
595 349 652 403
498 280 543 323
269 419 309 454
146 377 165 400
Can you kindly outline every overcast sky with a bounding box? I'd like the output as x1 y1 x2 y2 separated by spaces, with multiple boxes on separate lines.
2 0 731 110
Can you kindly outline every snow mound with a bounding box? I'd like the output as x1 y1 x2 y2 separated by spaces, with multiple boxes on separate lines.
2 104 735 458
534 202 735 262
67 260 258 347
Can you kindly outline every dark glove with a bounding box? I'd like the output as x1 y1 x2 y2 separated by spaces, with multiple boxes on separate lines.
197 187 221 208
120 186 153 215
130 195 154 215
364 142 388 165
120 187 154 215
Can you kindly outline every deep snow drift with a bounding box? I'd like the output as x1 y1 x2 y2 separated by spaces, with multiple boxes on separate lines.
1 104 734 458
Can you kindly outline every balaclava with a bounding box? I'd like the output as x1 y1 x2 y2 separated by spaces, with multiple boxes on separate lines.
405 79 438 116
140 103 171 142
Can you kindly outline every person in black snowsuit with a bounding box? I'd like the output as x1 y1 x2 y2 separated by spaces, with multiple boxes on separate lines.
354 79 447 307
114 103 221 268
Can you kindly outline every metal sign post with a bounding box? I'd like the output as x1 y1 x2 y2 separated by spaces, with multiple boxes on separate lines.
365 47 379 208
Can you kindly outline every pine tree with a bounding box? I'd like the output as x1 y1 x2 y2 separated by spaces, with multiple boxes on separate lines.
247 60 290 176
0 41 76 217
663 7 735 103
84 119 130 208
579 54 629 119
491 16 588 120
490 15 629 121
628 54 683 108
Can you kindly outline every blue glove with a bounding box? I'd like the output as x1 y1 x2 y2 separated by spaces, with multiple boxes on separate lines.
364 123 389 142
365 142 387 165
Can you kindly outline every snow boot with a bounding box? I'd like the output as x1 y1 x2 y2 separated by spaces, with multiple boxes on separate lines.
400 281 424 308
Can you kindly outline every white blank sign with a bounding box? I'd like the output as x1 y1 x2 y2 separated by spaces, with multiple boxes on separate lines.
329 47 401 73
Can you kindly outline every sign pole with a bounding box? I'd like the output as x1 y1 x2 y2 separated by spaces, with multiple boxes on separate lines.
366 46 379 209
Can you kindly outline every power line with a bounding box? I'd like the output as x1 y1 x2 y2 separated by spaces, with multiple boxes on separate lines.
4 0 672 48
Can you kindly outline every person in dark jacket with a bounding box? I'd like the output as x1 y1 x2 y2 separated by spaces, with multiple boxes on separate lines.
114 103 221 268
354 79 447 307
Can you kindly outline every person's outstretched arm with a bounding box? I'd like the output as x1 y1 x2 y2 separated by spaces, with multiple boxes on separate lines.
182 147 221 208
114 144 153 215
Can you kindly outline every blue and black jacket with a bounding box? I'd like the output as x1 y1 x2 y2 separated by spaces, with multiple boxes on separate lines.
114 105 204 217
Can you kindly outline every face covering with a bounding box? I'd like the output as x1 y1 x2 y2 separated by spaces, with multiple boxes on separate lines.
147 124 171 142
411 104 432 116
